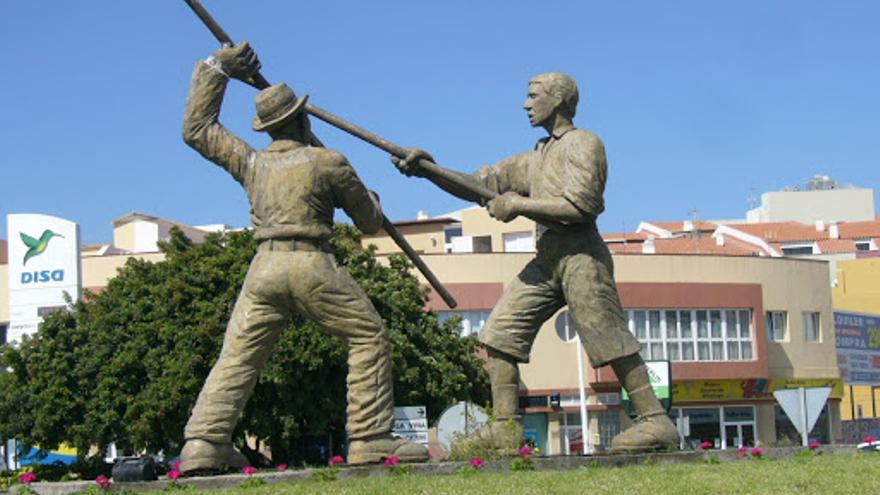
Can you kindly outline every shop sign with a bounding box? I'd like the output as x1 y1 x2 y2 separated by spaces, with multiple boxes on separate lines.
835 311 880 385
672 378 843 402
6 214 81 343
392 406 428 445
622 360 670 418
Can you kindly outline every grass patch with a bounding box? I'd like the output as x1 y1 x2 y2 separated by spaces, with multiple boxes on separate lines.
201 453 879 495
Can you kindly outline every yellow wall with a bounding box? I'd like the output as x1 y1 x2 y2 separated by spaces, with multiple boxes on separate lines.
832 257 880 419
841 385 880 421
82 253 166 289
364 222 449 255
833 257 880 314
461 207 535 252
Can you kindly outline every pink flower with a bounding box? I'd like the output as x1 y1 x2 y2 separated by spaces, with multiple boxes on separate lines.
384 455 400 467
808 440 821 450
750 447 762 457
518 446 532 457
737 445 748 456
470 456 485 469
172 460 182 470
328 455 344 466
864 435 876 444
95 475 111 490
167 469 181 480
277 464 288 471
700 441 713 450
242 466 257 475
19 472 37 484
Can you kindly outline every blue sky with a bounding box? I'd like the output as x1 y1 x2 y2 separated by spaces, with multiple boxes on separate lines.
2 1 878 243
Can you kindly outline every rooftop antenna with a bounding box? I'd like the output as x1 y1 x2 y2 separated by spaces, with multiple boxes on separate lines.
747 188 759 210
689 208 700 239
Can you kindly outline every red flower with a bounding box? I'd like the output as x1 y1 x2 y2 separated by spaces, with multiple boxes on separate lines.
95 475 111 490
700 441 713 450
518 446 532 457
750 447 762 457
19 472 37 485
328 455 344 466
277 464 288 471
470 456 485 469
242 466 257 475
167 469 181 480
172 460 182 471
808 440 821 450
865 435 876 444
384 455 400 467
737 445 747 456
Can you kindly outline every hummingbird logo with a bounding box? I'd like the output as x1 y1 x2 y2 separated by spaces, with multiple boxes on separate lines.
20 229 64 266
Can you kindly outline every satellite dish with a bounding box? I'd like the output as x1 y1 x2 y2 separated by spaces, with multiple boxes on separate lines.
436 401 489 453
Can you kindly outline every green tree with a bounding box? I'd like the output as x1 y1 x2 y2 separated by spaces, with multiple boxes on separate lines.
0 226 489 464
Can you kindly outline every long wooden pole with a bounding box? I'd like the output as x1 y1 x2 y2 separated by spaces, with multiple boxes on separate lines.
183 0 458 308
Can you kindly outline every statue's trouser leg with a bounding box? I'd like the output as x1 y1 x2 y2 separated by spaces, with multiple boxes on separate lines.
291 252 394 440
558 253 677 450
487 349 520 420
184 252 290 444
480 259 566 424
611 353 666 417
184 250 394 445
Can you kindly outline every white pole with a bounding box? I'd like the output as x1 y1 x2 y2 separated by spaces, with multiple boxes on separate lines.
800 387 809 447
575 331 591 455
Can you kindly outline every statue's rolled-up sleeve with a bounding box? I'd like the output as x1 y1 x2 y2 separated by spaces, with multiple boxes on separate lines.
561 134 607 216
182 60 257 189
473 150 533 196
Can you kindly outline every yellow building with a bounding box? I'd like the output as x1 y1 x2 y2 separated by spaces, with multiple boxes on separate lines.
833 257 880 422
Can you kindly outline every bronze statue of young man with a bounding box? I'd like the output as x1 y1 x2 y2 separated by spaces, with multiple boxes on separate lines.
178 42 428 473
394 73 679 452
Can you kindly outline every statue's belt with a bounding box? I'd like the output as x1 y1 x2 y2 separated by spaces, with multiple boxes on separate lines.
259 237 331 253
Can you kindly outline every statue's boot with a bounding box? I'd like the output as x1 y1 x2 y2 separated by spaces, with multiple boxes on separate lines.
451 350 524 456
347 433 429 465
610 354 680 452
179 438 249 475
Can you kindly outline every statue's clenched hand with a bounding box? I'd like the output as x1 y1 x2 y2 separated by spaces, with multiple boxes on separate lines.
391 148 434 178
212 41 261 84
487 192 524 222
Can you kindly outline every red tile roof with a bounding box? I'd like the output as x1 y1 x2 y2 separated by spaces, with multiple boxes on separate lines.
607 243 644 254
608 236 770 256
837 221 880 239
816 239 856 254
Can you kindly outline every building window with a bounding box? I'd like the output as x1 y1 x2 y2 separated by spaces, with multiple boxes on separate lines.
781 244 814 255
0 324 6 346
627 309 753 362
854 240 872 251
503 231 534 253
803 312 821 342
437 310 491 337
443 226 463 253
765 311 787 342
596 409 621 451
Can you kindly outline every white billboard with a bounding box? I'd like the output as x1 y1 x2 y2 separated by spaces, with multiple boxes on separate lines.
6 214 81 343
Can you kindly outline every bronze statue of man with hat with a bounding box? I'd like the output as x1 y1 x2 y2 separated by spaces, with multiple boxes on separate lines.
178 41 428 473
394 72 680 453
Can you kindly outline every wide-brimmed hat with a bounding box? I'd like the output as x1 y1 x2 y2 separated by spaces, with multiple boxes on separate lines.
252 83 309 132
